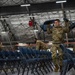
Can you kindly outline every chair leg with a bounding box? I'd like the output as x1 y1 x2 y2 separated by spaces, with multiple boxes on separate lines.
22 65 26 75
31 64 36 75
44 62 50 72
38 67 44 75
48 62 54 71
3 68 8 75
60 62 69 75
73 64 75 69
35 68 40 75
27 67 29 75
17 66 20 75
41 62 48 74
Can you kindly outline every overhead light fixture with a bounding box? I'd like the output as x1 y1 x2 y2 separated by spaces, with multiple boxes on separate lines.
18 43 27 46
56 0 66 3
18 43 24 46
1 31 7 34
21 4 30 7
33 30 38 32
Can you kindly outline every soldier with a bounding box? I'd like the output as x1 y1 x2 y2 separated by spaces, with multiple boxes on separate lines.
0 41 3 51
47 19 70 72
35 38 48 50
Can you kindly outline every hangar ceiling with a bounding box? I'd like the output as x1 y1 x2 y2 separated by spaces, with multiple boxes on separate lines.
0 0 75 16
0 0 55 6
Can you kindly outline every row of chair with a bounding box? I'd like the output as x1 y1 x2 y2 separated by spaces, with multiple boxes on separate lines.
0 44 75 75
0 47 53 75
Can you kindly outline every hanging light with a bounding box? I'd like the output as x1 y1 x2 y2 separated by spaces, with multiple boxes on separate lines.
33 30 38 32
18 43 27 46
21 4 30 7
56 0 66 3
1 31 7 34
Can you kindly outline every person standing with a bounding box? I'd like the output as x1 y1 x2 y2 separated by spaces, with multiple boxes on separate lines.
47 19 70 72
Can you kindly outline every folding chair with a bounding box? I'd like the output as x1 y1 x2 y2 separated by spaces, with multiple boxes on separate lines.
60 44 75 75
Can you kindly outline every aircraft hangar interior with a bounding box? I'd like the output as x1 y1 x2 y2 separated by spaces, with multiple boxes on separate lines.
0 0 75 75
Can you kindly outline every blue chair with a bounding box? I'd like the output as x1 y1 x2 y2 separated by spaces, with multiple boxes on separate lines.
0 51 9 75
60 44 75 75
18 46 53 75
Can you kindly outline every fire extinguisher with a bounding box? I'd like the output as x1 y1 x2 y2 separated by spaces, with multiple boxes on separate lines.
28 20 33 27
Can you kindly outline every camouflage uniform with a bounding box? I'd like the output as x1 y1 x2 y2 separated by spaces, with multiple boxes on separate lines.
47 22 70 71
36 40 48 50
0 42 3 51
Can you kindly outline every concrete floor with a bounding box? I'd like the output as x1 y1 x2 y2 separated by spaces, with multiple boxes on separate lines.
0 68 75 75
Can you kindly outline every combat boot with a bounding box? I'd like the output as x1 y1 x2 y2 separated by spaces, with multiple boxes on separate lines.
59 65 62 72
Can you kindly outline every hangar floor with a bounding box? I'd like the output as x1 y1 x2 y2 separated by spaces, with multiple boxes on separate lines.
0 68 75 75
